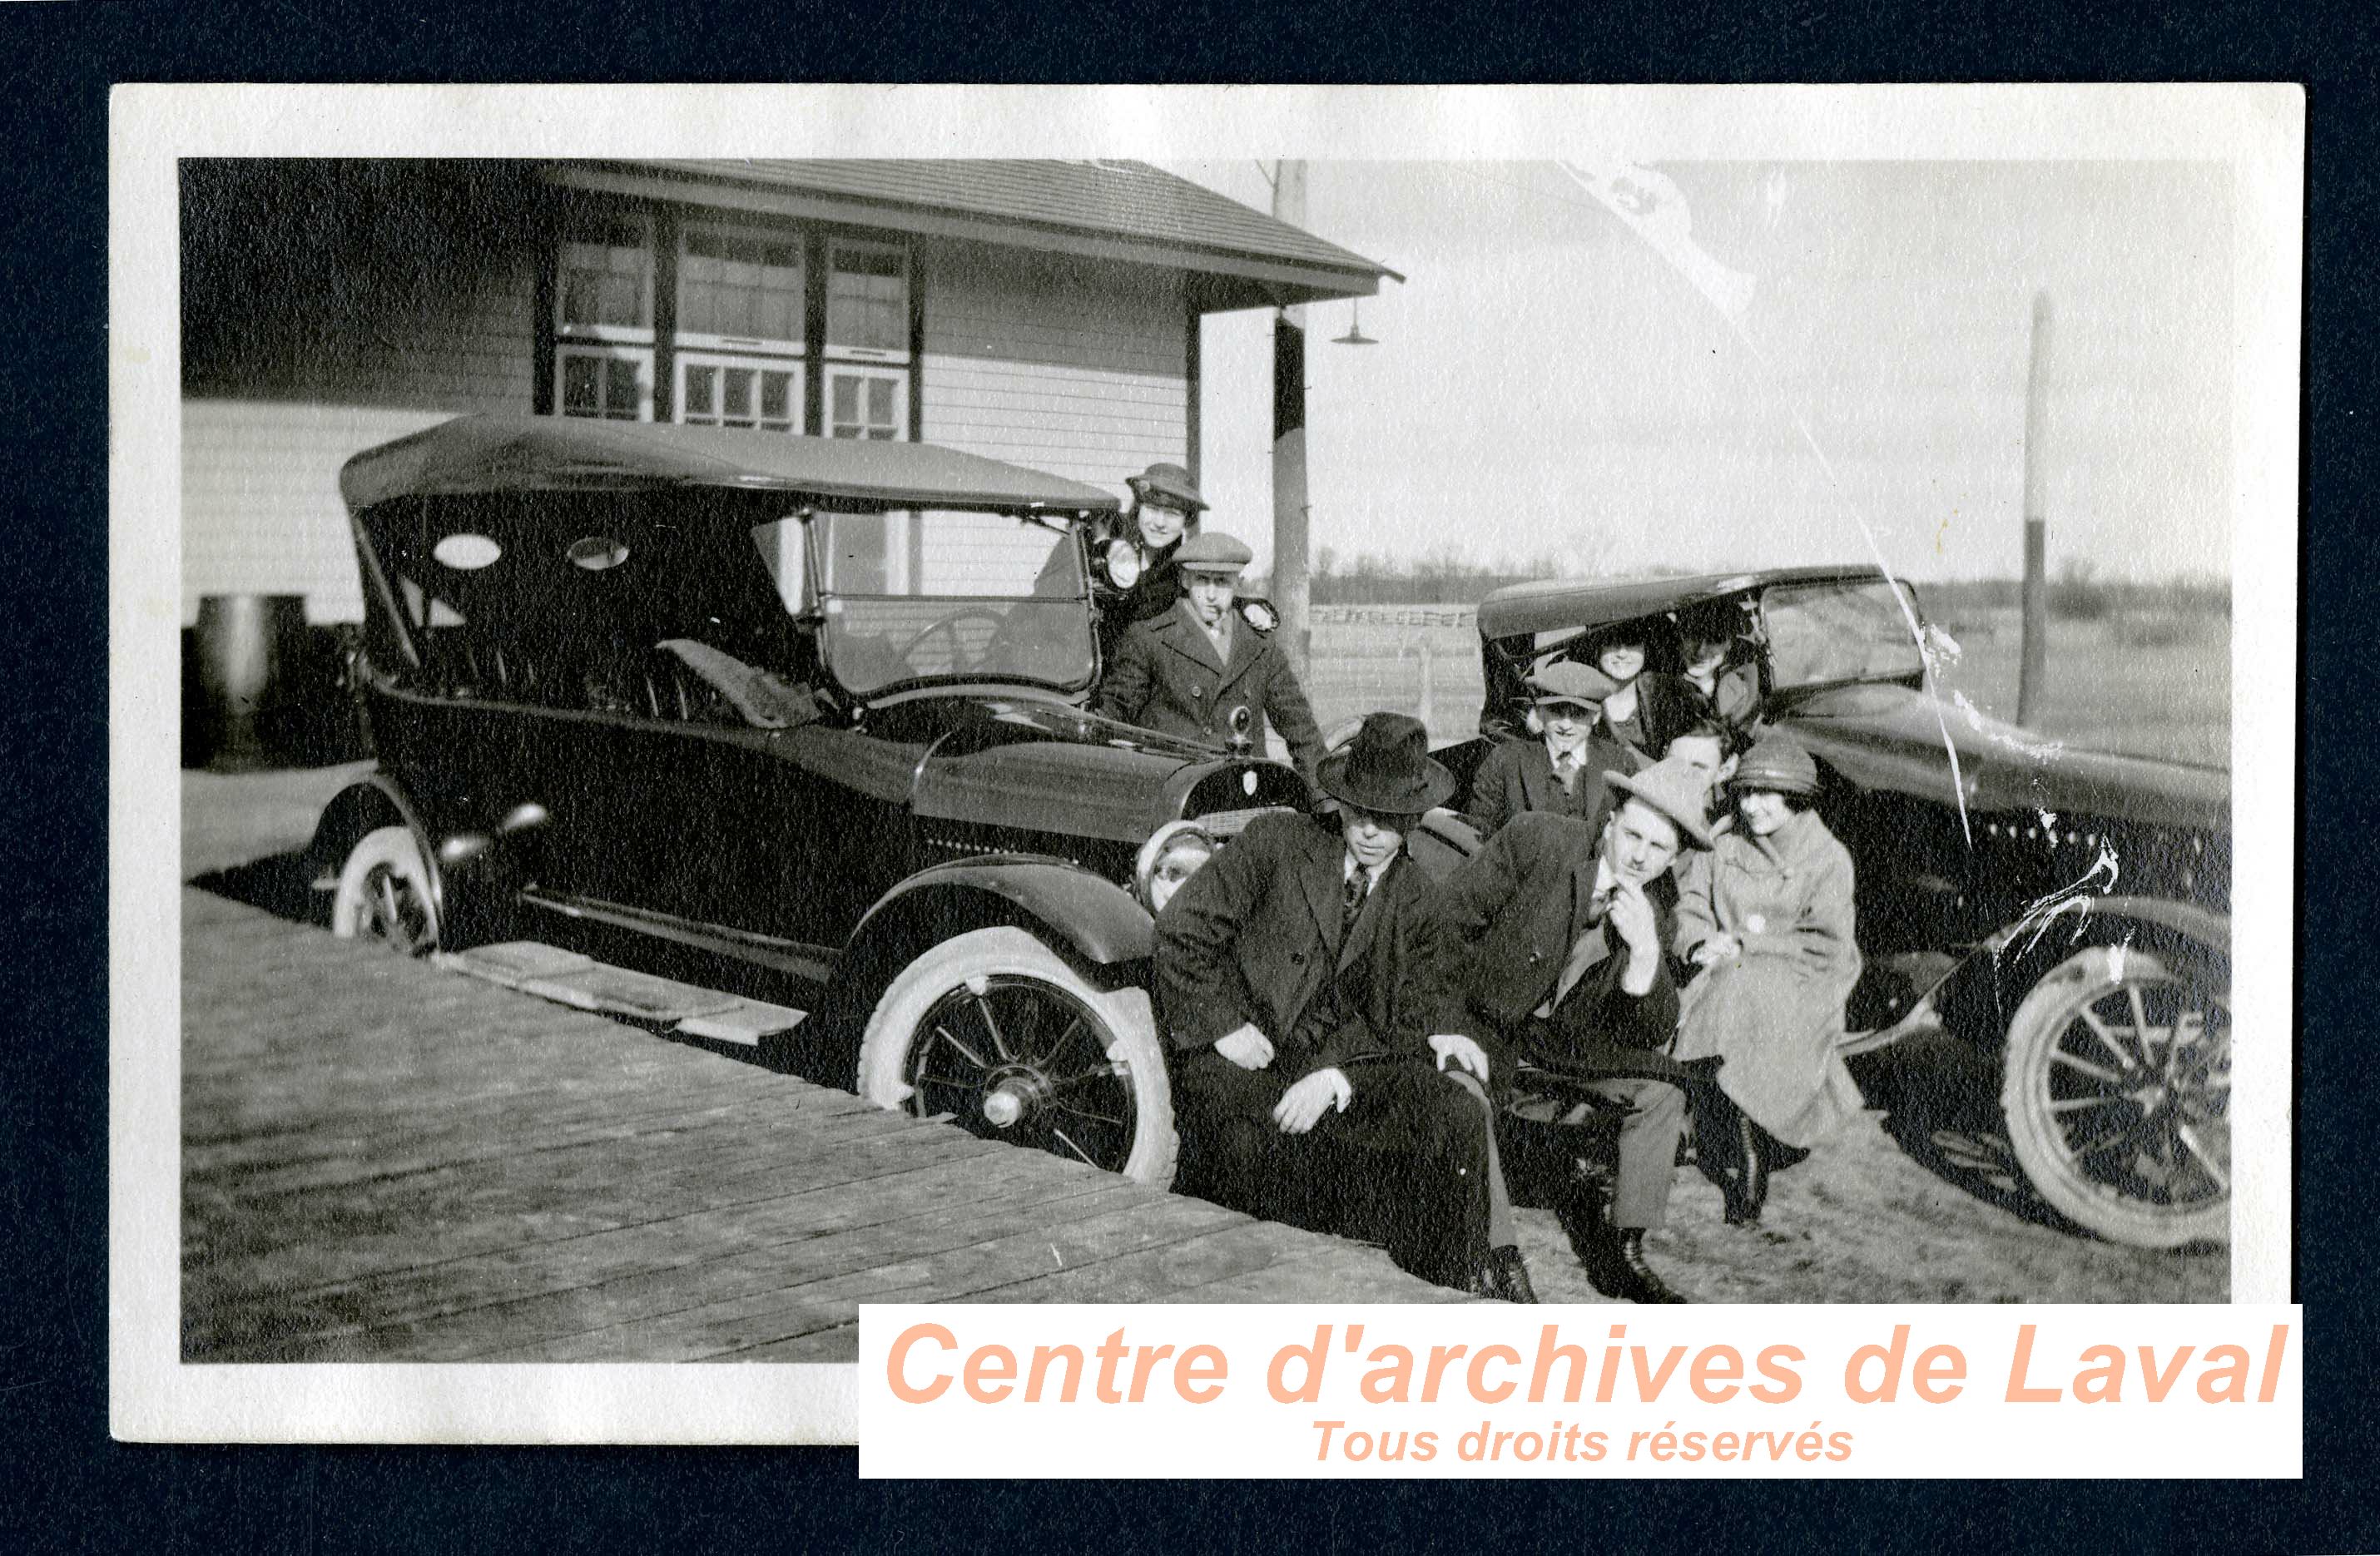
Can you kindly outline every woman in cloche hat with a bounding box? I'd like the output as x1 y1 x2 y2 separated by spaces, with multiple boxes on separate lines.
1094 461 1210 648
1669 728 1864 1222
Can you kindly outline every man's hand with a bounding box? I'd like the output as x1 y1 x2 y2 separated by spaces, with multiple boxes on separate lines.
1608 877 1664 995
1272 1068 1352 1134
1427 1033 1490 1083
1607 877 1661 961
1212 1024 1276 1070
1692 933 1743 967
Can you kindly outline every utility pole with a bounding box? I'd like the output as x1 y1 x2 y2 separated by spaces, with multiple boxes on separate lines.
2016 291 2052 726
1271 159 1311 679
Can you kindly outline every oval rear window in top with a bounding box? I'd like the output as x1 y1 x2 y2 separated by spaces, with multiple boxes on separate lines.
568 536 630 572
431 533 503 571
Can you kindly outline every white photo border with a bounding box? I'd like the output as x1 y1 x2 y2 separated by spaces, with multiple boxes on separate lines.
111 82 2303 1445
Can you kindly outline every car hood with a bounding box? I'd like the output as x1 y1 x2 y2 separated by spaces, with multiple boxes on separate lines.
894 696 1294 844
1784 682 2229 832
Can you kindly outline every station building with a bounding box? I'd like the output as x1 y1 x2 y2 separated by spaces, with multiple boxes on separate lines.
179 158 1394 627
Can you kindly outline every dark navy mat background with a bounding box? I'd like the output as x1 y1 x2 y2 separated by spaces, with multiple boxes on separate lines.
2 5 2365 1550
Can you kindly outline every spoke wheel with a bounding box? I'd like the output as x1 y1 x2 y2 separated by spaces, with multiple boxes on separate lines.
856 928 1178 1186
2001 944 2229 1248
330 825 439 957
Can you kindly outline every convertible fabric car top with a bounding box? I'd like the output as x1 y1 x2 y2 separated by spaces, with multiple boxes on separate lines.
1475 565 1891 642
338 414 1128 515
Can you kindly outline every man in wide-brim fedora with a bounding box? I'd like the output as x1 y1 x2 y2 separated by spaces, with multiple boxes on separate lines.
1154 712 1535 1301
1436 753 1718 1304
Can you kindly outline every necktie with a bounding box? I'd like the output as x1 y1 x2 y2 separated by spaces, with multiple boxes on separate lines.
1554 750 1580 793
1340 865 1369 939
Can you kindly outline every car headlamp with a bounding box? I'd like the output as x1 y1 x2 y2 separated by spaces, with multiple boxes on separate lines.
1103 538 1143 591
1134 820 1216 914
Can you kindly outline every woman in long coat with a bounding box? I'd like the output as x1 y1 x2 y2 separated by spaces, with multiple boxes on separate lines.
1671 730 1865 1168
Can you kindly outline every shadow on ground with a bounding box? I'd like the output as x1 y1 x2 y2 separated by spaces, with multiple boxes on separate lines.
189 849 332 930
189 840 865 1095
1850 1030 2090 1236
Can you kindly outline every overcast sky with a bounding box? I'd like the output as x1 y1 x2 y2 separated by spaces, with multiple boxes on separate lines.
1168 160 2233 585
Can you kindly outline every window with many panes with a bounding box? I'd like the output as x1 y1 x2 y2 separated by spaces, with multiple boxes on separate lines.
826 240 910 361
548 211 910 434
558 344 653 421
556 211 656 419
677 224 804 352
826 365 907 440
558 213 655 339
677 353 801 433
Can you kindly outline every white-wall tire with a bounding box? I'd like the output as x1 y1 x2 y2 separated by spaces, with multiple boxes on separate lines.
856 927 1178 1187
2001 944 2229 1249
330 825 439 956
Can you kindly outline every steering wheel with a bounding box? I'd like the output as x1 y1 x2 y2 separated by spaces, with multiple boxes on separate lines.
894 607 1009 673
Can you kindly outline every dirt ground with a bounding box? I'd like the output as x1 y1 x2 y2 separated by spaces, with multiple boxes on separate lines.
1297 606 2234 1300
1514 1028 2229 1305
184 762 2229 1306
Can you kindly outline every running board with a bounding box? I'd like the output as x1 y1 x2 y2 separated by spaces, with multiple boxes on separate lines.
434 941 808 1047
516 887 838 984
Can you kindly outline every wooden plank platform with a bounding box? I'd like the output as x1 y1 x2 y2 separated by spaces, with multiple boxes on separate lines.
182 888 1474 1365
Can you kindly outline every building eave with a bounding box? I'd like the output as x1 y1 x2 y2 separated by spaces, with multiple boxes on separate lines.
540 161 1393 311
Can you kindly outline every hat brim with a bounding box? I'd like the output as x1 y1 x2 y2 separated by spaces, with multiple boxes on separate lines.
1728 771 1818 798
1316 752 1458 817
1128 478 1208 512
1601 768 1716 849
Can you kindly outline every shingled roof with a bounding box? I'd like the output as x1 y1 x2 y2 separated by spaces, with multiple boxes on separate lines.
543 159 1399 311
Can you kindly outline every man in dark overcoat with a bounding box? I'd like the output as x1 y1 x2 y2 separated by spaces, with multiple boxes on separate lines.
1155 713 1534 1299
1465 660 1638 837
1436 756 1718 1303
1090 530 1327 780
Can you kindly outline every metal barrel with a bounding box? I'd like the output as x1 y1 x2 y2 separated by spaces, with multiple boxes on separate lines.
191 593 308 769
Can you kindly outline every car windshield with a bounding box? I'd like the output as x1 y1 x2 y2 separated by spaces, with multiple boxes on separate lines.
761 508 1097 697
1762 577 1925 688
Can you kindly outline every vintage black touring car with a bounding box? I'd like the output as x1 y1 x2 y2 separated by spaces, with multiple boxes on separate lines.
1459 568 2233 1249
314 416 2229 1252
310 414 1316 1187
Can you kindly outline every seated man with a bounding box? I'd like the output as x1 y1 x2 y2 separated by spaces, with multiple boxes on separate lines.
1090 530 1326 781
1154 712 1534 1300
1435 755 1717 1303
1466 660 1634 837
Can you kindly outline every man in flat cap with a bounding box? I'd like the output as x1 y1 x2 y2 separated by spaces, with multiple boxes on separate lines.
1436 755 1718 1303
1156 712 1535 1300
1091 530 1327 780
1465 660 1639 838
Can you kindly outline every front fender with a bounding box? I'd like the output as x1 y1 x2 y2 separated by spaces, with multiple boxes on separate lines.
309 773 444 909
1863 893 2231 1054
307 771 533 949
845 855 1156 980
